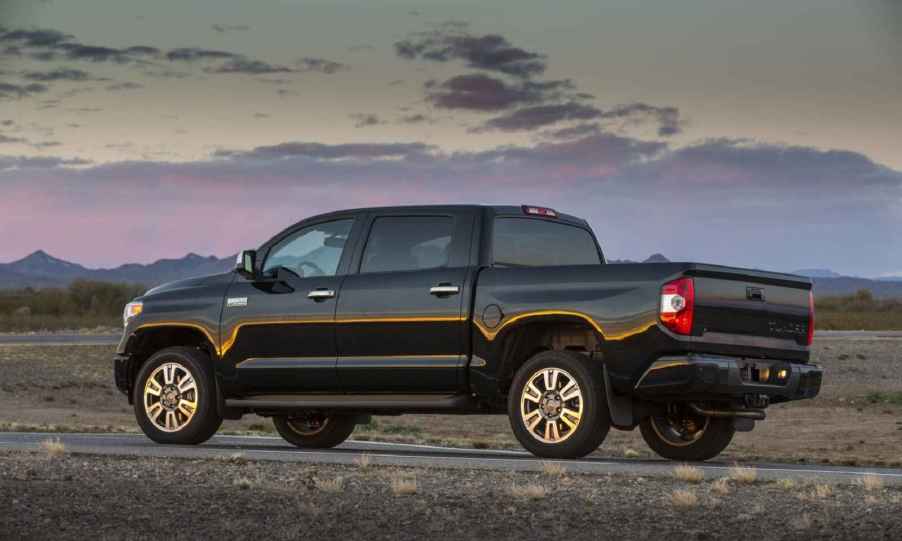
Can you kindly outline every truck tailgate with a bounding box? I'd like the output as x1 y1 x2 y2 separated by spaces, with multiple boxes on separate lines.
688 265 812 348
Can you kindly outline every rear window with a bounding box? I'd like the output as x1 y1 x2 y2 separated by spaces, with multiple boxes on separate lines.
492 218 600 267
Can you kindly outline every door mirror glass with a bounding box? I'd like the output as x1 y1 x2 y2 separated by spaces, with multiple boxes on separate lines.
235 250 256 278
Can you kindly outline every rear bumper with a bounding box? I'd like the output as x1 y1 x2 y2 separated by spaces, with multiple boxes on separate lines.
634 354 822 403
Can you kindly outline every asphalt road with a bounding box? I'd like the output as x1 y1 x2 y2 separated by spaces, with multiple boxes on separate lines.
1 330 900 346
2 432 900 485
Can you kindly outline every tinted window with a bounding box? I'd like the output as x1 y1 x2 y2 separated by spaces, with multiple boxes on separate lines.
493 218 600 267
361 216 453 273
263 219 353 277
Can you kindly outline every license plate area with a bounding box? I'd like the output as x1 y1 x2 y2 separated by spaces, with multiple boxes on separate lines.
739 360 791 386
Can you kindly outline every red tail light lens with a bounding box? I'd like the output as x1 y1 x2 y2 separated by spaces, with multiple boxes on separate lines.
660 277 695 335
807 290 815 346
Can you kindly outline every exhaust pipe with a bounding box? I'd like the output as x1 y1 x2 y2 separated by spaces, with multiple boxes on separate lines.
689 403 766 420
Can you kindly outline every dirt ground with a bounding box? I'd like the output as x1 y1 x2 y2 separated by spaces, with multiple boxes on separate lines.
0 338 900 466
2 449 900 541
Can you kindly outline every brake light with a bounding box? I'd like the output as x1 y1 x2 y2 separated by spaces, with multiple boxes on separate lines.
660 277 694 335
522 205 558 218
807 290 815 346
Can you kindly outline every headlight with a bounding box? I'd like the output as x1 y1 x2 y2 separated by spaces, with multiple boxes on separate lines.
123 301 143 326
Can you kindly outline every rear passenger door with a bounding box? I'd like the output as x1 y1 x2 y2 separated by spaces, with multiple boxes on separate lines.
335 211 475 393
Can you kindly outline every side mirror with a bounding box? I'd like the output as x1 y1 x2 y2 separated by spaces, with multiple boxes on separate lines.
235 250 257 279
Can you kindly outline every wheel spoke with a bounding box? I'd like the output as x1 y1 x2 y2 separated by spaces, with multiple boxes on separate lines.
163 364 175 385
523 409 542 431
560 408 580 430
560 380 579 401
145 379 162 397
524 382 542 402
165 411 178 430
177 375 195 393
177 400 196 419
544 419 561 442
543 369 558 391
146 402 163 421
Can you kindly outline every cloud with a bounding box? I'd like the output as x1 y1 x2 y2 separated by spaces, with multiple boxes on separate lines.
0 28 71 47
0 134 27 144
478 102 602 132
211 24 251 33
209 58 294 74
165 48 239 62
600 103 684 137
22 67 99 82
395 25 546 78
105 82 143 91
0 82 49 99
426 74 574 111
350 113 384 128
546 123 602 140
398 114 433 125
297 57 348 74
214 142 435 161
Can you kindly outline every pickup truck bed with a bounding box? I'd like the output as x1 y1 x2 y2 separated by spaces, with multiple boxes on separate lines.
114 204 821 460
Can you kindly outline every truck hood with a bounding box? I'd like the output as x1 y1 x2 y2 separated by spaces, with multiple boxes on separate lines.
142 272 235 298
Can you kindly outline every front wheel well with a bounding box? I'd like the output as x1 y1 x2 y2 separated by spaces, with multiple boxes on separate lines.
124 326 216 402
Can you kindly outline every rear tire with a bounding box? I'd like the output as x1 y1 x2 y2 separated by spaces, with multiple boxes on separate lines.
507 350 610 459
133 347 222 445
273 413 356 449
639 405 735 461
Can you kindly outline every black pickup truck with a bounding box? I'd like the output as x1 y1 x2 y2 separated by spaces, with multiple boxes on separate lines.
114 204 821 460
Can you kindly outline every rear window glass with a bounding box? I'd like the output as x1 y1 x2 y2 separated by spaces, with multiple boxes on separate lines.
492 218 600 267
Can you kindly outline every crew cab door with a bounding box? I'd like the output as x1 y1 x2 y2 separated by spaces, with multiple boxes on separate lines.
335 211 475 392
221 218 359 392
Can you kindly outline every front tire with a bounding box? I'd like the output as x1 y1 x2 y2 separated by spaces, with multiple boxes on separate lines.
133 347 222 445
508 350 610 459
273 413 357 449
639 404 735 461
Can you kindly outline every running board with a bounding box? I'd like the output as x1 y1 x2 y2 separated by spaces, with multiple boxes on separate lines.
225 393 476 413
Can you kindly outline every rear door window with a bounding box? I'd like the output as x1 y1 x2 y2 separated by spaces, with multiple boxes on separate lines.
360 216 454 273
492 218 600 267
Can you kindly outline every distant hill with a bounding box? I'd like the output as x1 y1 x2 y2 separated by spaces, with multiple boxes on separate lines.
2 250 901 298
0 250 234 290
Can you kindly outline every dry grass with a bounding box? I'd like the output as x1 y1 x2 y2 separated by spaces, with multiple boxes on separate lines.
813 484 833 499
670 489 698 508
775 478 796 490
623 448 640 459
728 464 758 484
390 474 417 496
353 453 372 469
711 477 731 495
856 474 884 492
673 464 704 483
232 476 253 490
314 476 344 493
541 461 567 477
217 452 248 464
510 482 547 500
39 437 66 459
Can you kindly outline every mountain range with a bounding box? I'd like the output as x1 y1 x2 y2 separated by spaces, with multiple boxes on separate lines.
0 250 900 298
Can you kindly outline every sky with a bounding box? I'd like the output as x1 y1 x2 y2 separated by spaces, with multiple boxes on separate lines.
0 0 900 277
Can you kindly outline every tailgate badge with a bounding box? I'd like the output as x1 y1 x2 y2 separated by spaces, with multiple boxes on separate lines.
746 287 765 302
226 297 248 308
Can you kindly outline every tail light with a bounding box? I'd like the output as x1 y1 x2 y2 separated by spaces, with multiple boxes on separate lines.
660 277 694 335
807 290 815 346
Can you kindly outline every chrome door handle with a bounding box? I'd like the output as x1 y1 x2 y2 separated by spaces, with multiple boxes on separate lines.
430 285 460 296
307 289 335 300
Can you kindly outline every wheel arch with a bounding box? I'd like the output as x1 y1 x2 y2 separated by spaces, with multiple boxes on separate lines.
122 324 218 404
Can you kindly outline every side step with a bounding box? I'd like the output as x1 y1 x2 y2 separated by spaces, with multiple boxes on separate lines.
225 393 477 414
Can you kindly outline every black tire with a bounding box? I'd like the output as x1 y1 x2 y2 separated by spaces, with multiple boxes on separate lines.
133 346 222 445
273 414 357 449
639 407 735 461
507 350 610 459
